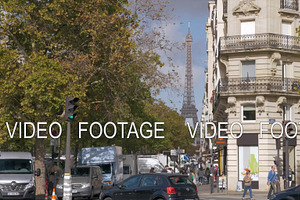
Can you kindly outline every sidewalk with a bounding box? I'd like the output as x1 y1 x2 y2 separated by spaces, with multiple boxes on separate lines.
197 183 268 200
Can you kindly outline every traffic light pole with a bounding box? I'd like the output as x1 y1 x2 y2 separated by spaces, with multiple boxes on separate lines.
63 121 72 200
285 139 289 189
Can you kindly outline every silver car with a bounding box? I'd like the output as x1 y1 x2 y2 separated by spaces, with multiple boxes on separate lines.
56 166 103 199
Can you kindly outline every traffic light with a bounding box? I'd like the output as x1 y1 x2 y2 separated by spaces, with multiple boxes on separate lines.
273 156 281 165
65 97 79 121
276 139 281 149
283 120 294 140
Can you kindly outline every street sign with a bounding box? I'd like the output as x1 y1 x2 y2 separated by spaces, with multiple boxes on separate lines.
170 149 178 156
50 129 58 146
216 138 227 146
269 119 275 124
50 138 58 146
170 156 177 162
178 149 185 154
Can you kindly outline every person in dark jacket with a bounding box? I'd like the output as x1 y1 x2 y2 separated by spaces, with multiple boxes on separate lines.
149 167 155 173
205 167 210 184
161 165 169 173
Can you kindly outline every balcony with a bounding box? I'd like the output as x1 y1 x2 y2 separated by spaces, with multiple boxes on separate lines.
220 33 300 53
281 0 298 11
218 77 300 94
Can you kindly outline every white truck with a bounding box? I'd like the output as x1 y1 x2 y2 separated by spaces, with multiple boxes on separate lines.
79 146 123 188
123 154 164 178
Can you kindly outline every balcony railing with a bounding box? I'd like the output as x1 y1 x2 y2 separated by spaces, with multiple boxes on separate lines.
220 33 300 52
218 77 300 94
281 0 298 11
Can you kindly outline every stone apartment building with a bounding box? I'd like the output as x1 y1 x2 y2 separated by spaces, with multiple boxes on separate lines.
204 0 300 191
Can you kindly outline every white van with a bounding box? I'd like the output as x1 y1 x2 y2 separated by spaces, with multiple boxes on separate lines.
0 152 40 200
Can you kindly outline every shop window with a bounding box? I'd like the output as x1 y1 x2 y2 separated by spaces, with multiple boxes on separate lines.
238 146 259 181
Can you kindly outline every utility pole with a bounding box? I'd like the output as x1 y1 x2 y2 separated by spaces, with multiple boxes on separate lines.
283 120 293 189
63 121 72 200
285 139 289 189
63 97 79 200
274 139 281 192
209 139 213 194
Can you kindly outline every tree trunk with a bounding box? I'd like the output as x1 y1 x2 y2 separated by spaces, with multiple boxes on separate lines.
35 137 46 199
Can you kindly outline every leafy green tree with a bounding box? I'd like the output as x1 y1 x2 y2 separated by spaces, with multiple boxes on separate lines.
0 0 187 196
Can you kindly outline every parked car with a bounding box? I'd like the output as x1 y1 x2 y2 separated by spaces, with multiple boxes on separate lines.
100 173 199 200
271 184 300 200
56 165 103 200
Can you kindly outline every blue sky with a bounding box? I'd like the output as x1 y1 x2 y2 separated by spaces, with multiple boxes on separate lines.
158 0 210 119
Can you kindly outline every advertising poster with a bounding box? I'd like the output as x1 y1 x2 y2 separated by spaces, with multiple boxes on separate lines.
238 146 259 181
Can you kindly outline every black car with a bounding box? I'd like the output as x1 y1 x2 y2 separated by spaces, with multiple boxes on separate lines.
271 185 300 200
100 173 199 200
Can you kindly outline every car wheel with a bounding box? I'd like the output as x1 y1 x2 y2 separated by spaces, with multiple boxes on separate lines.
104 197 113 200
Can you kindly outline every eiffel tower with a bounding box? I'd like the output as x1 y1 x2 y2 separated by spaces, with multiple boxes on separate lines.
180 23 200 145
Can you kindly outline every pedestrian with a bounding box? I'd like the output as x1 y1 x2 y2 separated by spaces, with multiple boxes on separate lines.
189 171 196 184
267 165 280 199
214 165 218 182
162 165 168 173
242 170 254 200
205 167 210 184
149 167 155 173
47 162 62 194
198 169 204 185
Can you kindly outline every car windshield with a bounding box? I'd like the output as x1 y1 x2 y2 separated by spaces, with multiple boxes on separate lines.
0 159 33 174
169 176 194 185
99 164 111 174
71 167 90 176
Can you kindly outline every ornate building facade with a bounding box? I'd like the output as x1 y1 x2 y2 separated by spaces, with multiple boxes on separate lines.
205 0 300 191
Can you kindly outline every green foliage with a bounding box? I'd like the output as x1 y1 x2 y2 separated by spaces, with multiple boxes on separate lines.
0 0 191 188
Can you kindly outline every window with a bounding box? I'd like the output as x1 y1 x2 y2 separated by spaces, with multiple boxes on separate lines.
282 22 292 36
241 21 255 35
283 105 292 120
281 0 298 11
0 159 33 174
122 175 142 188
282 62 287 90
242 104 256 121
282 22 292 47
242 61 255 81
123 166 130 175
141 175 157 187
241 21 255 41
168 176 193 185
71 167 90 177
